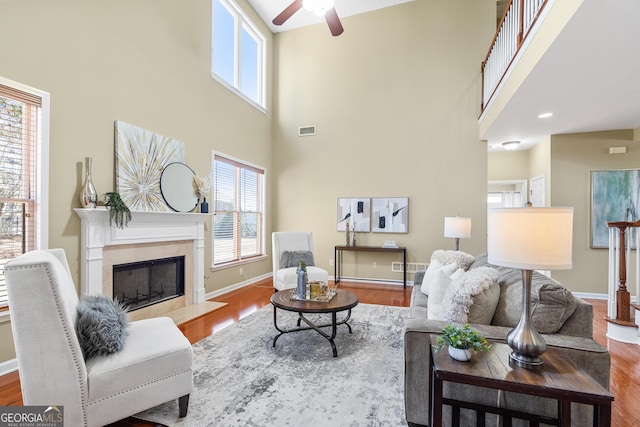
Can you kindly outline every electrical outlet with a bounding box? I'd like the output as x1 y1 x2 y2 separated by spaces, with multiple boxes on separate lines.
373 262 377 269
239 267 244 276
329 259 334 266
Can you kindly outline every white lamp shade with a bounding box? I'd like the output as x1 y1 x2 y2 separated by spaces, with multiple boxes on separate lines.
444 217 472 239
487 207 573 270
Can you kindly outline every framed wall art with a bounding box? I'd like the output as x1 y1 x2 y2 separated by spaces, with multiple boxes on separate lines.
371 197 409 233
591 169 640 248
337 198 371 232
115 120 186 212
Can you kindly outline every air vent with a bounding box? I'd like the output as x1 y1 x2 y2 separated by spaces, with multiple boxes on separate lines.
392 262 428 273
298 125 316 137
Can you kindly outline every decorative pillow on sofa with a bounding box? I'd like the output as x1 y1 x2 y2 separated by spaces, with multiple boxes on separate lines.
427 266 500 325
419 259 458 296
280 250 315 269
431 250 475 271
76 295 128 360
426 267 461 319
492 268 578 334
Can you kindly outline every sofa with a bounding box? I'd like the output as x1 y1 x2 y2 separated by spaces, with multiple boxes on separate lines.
404 251 610 426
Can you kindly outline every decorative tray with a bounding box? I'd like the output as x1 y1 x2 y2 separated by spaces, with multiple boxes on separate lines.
289 288 337 303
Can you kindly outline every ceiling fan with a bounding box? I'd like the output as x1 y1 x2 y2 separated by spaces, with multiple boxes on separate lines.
273 0 344 36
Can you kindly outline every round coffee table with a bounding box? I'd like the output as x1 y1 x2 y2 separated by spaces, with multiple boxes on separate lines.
270 289 359 357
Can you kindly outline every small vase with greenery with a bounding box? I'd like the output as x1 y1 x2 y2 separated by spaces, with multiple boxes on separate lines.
434 323 491 361
104 192 132 229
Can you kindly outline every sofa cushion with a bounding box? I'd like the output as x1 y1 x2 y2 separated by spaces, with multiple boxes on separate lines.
420 259 458 296
431 250 475 271
492 268 578 333
76 295 128 360
427 266 500 324
280 250 315 268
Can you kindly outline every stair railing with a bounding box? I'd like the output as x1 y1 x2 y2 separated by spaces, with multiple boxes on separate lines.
607 220 640 326
481 0 549 112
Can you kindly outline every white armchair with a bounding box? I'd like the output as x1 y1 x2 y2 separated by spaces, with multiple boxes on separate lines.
5 249 193 427
272 231 329 291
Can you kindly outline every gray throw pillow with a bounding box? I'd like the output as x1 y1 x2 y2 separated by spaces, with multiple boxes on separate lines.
280 250 315 269
76 295 128 360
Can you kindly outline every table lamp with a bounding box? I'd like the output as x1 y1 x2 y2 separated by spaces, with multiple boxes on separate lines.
444 216 471 251
487 207 573 369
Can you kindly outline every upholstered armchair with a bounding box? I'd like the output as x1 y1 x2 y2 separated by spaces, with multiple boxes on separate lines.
5 249 193 427
272 231 329 291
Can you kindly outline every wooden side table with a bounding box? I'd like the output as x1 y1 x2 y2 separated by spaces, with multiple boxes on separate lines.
334 245 407 288
429 337 613 426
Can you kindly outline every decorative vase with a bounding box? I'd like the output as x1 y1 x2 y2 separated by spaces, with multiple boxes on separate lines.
200 197 209 213
80 157 97 208
448 346 472 362
345 222 351 246
296 266 308 299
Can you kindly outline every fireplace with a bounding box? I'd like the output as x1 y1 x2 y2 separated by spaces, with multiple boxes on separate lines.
74 207 207 321
113 256 185 311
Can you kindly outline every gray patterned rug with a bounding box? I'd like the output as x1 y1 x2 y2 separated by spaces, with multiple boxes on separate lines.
134 302 409 426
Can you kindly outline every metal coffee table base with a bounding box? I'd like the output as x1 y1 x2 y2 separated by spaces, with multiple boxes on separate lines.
272 307 353 357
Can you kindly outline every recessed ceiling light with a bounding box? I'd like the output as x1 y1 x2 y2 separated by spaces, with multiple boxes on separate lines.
501 141 521 150
537 112 553 119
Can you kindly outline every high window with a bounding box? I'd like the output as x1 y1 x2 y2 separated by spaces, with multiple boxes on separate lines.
212 0 266 110
212 153 265 267
0 79 49 310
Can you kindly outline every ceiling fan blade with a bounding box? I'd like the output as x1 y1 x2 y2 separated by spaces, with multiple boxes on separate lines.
273 0 303 26
325 7 344 36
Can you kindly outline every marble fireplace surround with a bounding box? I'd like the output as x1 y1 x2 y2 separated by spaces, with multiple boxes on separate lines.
74 207 209 321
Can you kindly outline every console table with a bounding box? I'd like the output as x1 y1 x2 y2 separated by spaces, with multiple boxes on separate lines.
429 337 613 426
334 245 407 289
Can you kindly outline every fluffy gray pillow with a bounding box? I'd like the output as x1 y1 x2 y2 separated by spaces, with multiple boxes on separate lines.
76 295 128 360
280 250 315 268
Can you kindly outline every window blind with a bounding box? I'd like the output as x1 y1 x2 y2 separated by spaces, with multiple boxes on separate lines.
0 84 40 308
212 154 264 266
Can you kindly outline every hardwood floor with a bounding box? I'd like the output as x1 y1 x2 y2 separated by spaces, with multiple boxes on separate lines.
0 281 637 426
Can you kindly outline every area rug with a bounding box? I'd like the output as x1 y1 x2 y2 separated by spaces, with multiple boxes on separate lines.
134 303 409 426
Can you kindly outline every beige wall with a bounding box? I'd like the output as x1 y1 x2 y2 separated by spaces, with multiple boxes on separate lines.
272 0 495 279
488 150 530 181
0 0 274 363
529 136 551 202
551 130 639 293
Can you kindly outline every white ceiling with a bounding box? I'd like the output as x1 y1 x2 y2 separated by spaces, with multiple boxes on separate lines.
247 0 640 153
247 0 414 34
482 0 640 151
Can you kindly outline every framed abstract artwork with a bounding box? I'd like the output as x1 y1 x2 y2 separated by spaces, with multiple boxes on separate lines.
337 198 371 232
591 169 640 248
115 121 186 212
371 197 409 233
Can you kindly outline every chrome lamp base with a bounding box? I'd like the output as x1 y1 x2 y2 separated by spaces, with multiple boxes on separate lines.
507 269 546 370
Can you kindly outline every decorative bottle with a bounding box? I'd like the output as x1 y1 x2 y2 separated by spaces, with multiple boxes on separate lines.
80 157 97 208
296 262 308 299
200 197 209 213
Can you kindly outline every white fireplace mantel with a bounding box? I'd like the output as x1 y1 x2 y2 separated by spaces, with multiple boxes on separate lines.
74 207 207 304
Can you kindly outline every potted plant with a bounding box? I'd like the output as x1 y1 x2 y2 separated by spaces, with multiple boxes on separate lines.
104 192 132 229
434 323 491 361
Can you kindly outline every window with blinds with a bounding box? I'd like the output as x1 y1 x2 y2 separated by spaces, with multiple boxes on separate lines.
212 154 265 266
0 84 40 308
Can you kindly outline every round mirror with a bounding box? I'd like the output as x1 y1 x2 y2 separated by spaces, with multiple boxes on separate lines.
160 162 199 212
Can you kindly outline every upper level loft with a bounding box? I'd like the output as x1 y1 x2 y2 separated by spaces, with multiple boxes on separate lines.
479 0 640 151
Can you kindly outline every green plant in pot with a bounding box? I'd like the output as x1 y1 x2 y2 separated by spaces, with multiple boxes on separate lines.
104 192 132 229
434 323 491 361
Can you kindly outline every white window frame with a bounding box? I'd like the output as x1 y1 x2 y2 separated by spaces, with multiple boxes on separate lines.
212 0 267 112
0 76 49 319
210 152 266 270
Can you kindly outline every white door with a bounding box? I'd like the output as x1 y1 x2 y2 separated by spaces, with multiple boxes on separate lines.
530 175 545 207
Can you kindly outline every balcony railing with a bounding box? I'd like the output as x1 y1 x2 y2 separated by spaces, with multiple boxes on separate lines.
481 0 549 112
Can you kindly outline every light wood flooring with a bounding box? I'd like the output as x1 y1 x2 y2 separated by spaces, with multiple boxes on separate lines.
0 280 637 426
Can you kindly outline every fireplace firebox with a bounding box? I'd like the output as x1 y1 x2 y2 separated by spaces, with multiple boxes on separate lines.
113 256 185 311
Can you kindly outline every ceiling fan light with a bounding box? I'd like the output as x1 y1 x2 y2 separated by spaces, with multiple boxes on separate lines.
303 0 334 16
